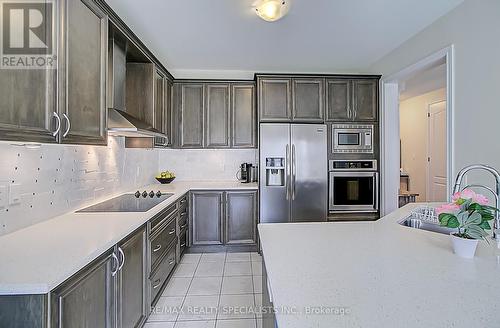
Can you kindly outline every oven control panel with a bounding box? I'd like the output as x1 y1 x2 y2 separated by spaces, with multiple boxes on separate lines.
329 160 377 171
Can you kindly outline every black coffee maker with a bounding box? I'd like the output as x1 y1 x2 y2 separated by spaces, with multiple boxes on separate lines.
238 163 252 183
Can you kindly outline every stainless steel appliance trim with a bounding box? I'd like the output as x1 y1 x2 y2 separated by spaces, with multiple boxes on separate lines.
329 159 378 171
329 171 379 213
332 124 374 154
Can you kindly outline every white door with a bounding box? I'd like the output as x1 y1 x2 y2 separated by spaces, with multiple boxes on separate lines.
427 101 447 202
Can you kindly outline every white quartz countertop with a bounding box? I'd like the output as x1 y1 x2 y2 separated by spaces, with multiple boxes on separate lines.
258 203 500 328
0 180 257 295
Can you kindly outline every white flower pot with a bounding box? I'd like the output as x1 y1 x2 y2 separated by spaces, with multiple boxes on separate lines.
450 233 479 259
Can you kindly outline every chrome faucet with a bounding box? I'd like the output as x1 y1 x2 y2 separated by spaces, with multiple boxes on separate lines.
453 164 500 240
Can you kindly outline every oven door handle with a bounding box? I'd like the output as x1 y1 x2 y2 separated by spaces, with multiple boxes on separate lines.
374 172 379 211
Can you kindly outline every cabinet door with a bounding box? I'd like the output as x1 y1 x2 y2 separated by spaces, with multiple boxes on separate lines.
231 83 256 148
62 0 107 145
258 78 291 122
292 78 324 122
117 227 147 328
126 63 155 126
205 84 230 148
51 250 115 328
154 71 165 133
326 79 351 121
164 79 174 146
352 79 378 121
191 192 223 245
225 191 257 245
180 84 204 148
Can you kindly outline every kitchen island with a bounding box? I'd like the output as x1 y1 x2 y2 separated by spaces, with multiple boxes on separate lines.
258 203 500 328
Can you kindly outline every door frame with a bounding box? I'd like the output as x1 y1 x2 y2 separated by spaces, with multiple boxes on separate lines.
379 45 454 215
426 100 447 202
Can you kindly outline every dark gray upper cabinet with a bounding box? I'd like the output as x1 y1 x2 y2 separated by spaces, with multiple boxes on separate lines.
50 250 115 328
258 78 292 122
154 71 165 133
225 191 258 245
326 78 378 122
126 63 155 127
231 83 256 148
179 84 205 148
62 0 108 145
191 192 224 245
205 84 230 148
292 78 324 122
164 79 174 147
116 227 147 328
326 79 351 121
352 79 378 121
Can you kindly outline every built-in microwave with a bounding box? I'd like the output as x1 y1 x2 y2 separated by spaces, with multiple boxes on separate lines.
332 124 373 153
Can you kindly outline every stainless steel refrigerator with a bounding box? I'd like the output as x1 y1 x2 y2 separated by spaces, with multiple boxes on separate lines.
259 123 327 223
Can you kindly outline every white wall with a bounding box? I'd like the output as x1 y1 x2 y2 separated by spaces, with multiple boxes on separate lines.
371 0 500 190
0 137 159 236
158 149 258 181
400 88 446 201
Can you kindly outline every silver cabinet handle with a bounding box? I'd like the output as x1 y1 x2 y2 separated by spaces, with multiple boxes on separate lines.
180 199 187 204
62 113 71 137
169 229 175 235
118 247 125 271
180 242 186 247
180 224 187 229
152 278 161 289
153 244 162 252
52 112 61 137
180 211 187 217
168 257 175 265
292 144 296 200
111 252 119 276
285 144 290 200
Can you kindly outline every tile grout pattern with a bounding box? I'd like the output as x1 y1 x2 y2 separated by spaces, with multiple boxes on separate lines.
146 252 264 328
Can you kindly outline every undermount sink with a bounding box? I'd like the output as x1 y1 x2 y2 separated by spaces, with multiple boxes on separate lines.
399 214 457 235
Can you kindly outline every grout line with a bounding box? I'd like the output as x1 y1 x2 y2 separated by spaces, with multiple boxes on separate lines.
215 250 227 321
175 253 202 323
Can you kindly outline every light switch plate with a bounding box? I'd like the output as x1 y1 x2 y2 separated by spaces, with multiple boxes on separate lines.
9 183 21 205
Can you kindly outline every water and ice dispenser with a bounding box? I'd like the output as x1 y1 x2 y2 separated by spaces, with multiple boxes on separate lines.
265 157 285 186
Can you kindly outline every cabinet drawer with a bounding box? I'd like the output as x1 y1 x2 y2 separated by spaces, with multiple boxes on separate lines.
178 194 188 210
178 207 188 230
150 218 177 269
150 243 176 304
179 228 188 257
151 203 177 233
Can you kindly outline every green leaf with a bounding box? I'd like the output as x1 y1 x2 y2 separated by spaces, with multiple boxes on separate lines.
465 212 482 226
447 217 460 228
466 225 489 239
479 221 491 230
439 213 454 226
457 212 469 226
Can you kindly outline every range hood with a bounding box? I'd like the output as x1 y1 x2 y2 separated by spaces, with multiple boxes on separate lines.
106 35 164 138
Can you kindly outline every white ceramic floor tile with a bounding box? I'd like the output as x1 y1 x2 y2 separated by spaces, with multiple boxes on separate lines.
195 261 225 277
181 253 202 264
148 296 184 322
254 294 263 318
251 261 262 276
225 252 251 262
178 295 219 321
162 277 192 297
221 276 254 295
173 263 198 278
250 252 262 262
218 294 255 320
252 276 263 294
215 318 256 328
174 320 216 328
144 322 176 328
188 277 223 296
224 262 252 276
200 253 226 263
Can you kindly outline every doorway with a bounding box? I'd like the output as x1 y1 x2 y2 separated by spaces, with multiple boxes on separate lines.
380 46 454 215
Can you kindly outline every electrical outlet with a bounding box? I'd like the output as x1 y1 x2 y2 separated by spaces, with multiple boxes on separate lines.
0 185 8 209
9 183 21 205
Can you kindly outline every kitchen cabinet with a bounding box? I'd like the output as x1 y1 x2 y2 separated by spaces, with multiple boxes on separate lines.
231 83 256 148
326 78 378 121
164 79 174 147
178 84 205 148
205 84 230 148
225 191 258 245
191 191 224 245
126 63 156 127
258 78 292 122
292 78 324 122
0 0 108 145
154 73 173 148
50 249 116 328
191 190 258 246
116 227 147 328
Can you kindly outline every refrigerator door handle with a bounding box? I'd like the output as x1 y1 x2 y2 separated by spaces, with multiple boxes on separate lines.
292 144 296 200
285 144 290 200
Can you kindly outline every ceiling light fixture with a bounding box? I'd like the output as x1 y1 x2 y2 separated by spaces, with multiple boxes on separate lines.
254 0 288 22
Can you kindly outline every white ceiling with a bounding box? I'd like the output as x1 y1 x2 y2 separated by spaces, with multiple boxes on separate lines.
105 0 464 78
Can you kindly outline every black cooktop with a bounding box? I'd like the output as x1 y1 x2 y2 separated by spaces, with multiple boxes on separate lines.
77 191 173 213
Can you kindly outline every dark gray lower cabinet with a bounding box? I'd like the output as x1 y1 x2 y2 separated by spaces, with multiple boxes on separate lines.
117 227 147 328
50 250 115 328
226 191 258 244
191 192 224 245
191 190 258 246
